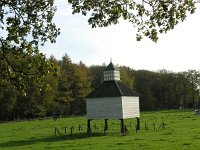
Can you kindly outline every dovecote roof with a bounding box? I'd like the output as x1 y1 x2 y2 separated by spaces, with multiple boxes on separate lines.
86 81 139 98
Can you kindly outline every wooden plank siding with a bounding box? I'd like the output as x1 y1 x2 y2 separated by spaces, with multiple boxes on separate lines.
86 97 123 119
122 96 140 118
86 96 140 119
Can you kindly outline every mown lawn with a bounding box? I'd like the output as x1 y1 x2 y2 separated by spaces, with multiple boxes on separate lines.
0 110 200 150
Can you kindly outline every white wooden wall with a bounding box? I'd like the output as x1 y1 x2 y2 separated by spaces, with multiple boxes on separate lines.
122 96 140 118
86 97 123 119
86 96 140 119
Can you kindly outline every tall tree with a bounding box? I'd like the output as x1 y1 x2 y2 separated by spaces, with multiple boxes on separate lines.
120 66 135 89
55 54 74 116
89 65 106 88
185 70 200 108
40 56 60 117
133 70 157 110
0 79 17 120
71 61 92 115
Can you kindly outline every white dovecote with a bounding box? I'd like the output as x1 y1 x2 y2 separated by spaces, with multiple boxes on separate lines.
86 62 140 134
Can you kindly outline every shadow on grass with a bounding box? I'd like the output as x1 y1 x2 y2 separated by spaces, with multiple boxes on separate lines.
0 132 105 148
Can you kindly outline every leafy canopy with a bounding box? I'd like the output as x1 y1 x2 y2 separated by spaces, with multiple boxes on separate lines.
68 0 197 42
0 0 60 91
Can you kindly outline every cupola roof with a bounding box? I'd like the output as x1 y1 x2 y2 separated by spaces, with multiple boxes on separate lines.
104 62 118 71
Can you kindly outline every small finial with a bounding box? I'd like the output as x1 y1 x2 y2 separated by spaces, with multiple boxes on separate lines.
110 57 112 63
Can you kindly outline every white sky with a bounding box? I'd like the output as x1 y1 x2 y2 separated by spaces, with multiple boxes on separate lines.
40 0 200 72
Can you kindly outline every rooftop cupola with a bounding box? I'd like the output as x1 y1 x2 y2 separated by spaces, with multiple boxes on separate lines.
103 62 120 81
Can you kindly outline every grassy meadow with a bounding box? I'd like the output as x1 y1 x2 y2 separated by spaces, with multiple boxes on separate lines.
0 110 200 150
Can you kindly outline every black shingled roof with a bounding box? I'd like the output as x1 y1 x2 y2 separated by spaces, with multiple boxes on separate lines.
104 62 118 71
86 81 139 98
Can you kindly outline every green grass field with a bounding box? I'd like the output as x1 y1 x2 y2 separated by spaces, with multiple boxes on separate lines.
0 110 200 150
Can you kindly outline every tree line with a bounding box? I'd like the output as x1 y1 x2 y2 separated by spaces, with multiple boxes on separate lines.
0 54 200 121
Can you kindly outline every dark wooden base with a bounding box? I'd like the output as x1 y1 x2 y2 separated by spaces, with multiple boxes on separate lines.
105 119 108 130
120 119 124 133
87 119 92 134
136 117 140 130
